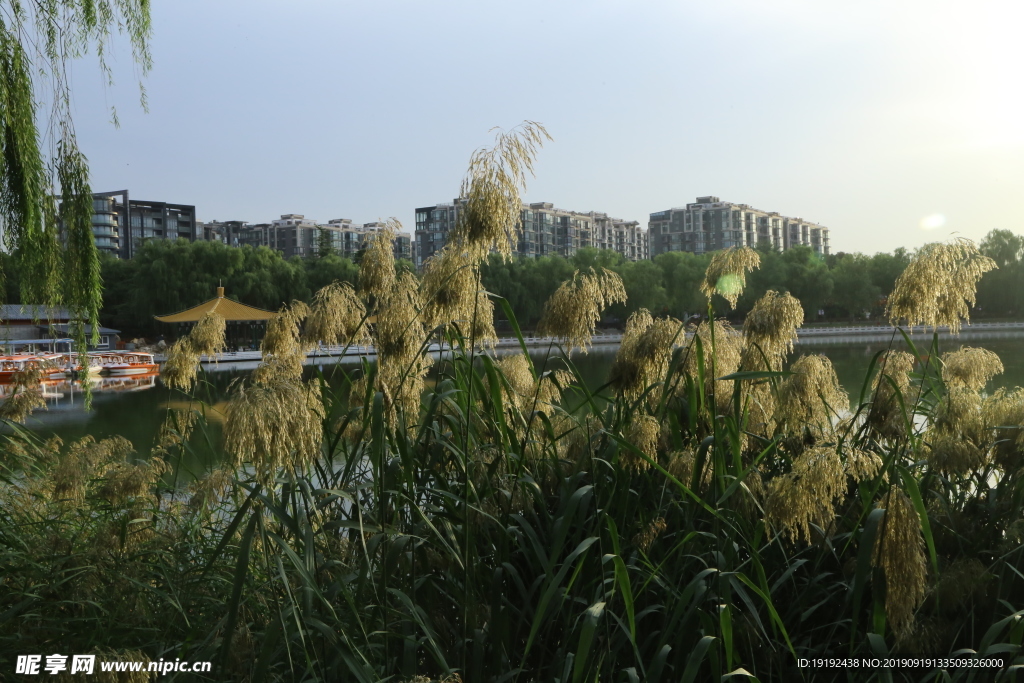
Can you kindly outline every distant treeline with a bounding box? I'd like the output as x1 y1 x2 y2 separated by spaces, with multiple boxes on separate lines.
2 229 1022 338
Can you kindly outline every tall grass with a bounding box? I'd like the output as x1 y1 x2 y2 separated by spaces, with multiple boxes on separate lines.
2 130 1023 681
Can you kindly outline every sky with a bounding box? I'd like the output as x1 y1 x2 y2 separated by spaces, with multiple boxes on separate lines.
69 0 1024 255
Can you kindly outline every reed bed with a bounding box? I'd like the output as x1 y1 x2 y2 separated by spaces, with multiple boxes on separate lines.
2 130 1023 682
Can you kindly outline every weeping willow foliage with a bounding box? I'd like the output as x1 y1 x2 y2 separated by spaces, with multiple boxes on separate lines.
0 2 151 396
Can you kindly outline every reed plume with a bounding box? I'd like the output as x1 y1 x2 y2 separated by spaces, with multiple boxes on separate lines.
303 280 369 348
941 346 1003 392
159 312 227 391
632 517 667 552
358 219 399 302
742 290 804 371
449 121 551 258
537 268 626 352
873 487 928 639
700 246 760 309
866 350 916 441
0 367 46 423
886 238 996 332
683 319 742 413
420 246 478 331
374 271 432 422
775 355 849 440
764 445 846 544
224 374 323 483
983 388 1024 471
623 414 659 472
609 309 683 401
254 301 310 383
189 311 227 357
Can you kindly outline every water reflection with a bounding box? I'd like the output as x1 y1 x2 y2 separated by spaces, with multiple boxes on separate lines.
10 335 1024 459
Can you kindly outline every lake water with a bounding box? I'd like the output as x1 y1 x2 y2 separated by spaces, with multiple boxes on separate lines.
14 335 1024 460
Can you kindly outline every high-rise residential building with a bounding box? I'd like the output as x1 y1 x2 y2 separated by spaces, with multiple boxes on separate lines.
414 202 461 267
87 190 198 259
200 220 247 247
649 196 831 258
236 215 413 262
587 212 649 261
415 199 648 267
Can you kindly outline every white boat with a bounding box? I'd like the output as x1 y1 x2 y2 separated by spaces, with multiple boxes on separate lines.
99 352 160 376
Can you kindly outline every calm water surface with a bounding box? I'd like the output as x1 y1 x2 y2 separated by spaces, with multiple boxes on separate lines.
16 336 1024 460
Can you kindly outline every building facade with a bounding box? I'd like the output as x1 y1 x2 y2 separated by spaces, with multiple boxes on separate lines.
236 215 413 262
649 196 831 258
89 190 198 259
415 200 649 267
200 220 247 247
587 212 649 261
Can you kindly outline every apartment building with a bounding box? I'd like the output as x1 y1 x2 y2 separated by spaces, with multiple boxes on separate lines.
88 190 198 259
200 220 247 247
648 196 830 258
587 212 649 261
237 215 413 262
415 200 648 267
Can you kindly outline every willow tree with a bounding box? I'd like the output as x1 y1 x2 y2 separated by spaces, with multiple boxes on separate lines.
0 1 152 343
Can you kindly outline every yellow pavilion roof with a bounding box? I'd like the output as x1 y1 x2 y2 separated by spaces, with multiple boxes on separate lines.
154 287 276 323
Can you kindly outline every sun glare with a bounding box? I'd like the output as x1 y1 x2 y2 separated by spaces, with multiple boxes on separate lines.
919 214 946 230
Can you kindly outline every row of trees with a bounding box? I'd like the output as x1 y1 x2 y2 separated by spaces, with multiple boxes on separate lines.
1 229 1019 338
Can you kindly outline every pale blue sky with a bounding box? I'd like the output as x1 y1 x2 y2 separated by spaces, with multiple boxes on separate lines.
70 0 1024 254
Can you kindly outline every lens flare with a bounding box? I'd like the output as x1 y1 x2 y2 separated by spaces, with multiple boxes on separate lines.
919 214 946 230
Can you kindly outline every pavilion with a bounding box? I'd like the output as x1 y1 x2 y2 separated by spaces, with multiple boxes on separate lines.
155 286 276 350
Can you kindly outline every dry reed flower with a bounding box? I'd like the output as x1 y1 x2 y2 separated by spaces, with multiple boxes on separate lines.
764 446 846 544
373 270 432 422
97 457 168 507
873 487 927 639
610 309 684 401
933 386 986 446
450 121 551 258
187 467 234 510
255 300 311 383
933 558 988 612
303 280 369 348
189 311 226 357
983 388 1024 471
160 339 200 391
153 408 197 456
623 414 658 471
48 436 135 505
683 319 743 414
375 271 424 366
941 346 1003 392
667 449 711 489
845 447 884 482
775 355 849 439
866 351 916 441
886 238 996 333
633 517 667 552
0 368 46 423
924 429 987 475
420 246 478 329
159 312 228 391
357 219 399 302
223 375 323 483
700 246 761 309
742 290 804 371
537 268 627 352
495 353 535 411
378 354 434 422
